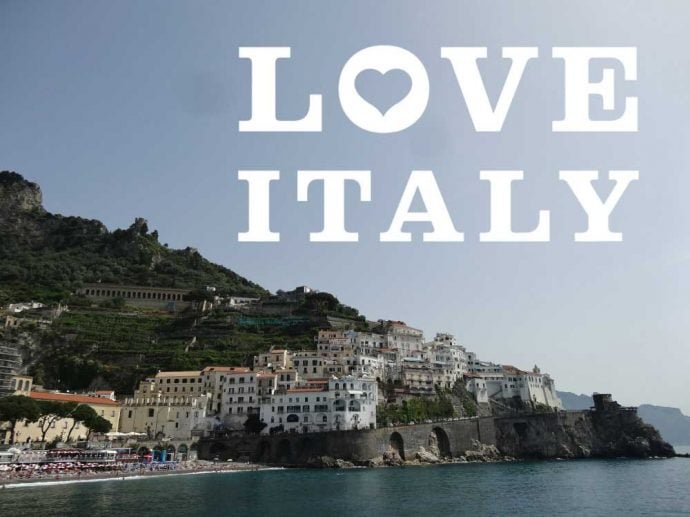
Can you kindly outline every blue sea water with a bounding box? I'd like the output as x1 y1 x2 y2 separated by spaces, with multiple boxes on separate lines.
1 456 689 516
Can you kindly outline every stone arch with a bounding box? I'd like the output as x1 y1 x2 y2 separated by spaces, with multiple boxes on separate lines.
389 432 405 461
334 399 346 412
277 439 293 464
178 443 188 460
209 442 227 459
287 414 299 423
348 400 361 412
429 427 452 459
296 437 313 459
256 440 271 462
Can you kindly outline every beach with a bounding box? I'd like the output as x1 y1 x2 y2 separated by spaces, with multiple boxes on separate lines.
0 460 270 489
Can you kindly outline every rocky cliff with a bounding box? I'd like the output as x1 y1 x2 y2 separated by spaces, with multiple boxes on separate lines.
495 395 675 459
558 390 690 445
0 171 45 214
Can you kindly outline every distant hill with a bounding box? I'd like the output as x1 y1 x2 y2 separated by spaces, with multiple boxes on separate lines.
558 391 690 445
557 391 594 411
0 171 268 304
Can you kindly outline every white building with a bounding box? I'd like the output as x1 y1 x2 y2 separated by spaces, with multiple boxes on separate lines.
6 301 44 314
259 376 378 434
384 321 424 358
464 356 562 410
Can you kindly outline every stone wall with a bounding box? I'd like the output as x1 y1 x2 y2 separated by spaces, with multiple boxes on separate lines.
199 401 676 465
198 417 496 466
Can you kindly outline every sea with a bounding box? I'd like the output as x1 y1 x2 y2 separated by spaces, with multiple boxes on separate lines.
1 447 689 516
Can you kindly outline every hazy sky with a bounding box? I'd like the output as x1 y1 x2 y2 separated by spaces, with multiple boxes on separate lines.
1 1 689 412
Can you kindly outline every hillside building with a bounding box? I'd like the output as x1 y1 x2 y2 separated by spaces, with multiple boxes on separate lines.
77 284 192 311
259 376 378 434
1 389 122 445
0 345 21 397
119 377 210 440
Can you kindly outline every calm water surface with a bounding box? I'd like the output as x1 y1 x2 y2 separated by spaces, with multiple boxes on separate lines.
1 456 689 516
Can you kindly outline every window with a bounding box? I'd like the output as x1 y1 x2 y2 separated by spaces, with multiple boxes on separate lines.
148 408 155 417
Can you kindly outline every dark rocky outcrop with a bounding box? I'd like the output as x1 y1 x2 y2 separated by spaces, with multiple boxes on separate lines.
559 390 690 445
495 394 675 459
0 171 45 215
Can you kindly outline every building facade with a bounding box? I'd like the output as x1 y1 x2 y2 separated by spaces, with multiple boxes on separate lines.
77 284 192 311
259 376 378 434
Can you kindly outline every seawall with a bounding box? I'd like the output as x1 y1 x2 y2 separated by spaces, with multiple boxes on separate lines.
199 403 675 465
201 416 500 465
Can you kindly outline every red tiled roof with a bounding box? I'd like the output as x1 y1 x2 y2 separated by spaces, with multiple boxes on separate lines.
502 365 532 376
202 366 250 373
31 391 120 406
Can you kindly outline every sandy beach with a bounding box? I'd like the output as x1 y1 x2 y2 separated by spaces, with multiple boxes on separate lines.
0 460 274 489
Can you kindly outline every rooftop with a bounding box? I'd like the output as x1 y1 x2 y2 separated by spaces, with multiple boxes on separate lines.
30 391 120 406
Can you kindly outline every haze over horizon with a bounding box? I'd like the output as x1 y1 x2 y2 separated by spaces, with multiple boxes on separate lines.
2 1 689 413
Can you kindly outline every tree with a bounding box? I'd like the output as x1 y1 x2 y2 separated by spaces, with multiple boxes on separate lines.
65 404 98 442
0 395 41 444
36 400 77 445
85 415 112 441
243 414 267 435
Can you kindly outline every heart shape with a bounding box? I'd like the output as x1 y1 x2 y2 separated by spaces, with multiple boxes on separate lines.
354 69 413 117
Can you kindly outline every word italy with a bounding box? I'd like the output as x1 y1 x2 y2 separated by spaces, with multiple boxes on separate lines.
237 45 639 243
238 169 638 243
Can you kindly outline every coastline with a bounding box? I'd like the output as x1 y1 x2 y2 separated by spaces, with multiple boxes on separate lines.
0 461 275 489
3 454 686 490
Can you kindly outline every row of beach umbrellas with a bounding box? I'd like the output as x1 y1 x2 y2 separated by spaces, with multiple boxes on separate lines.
105 432 147 438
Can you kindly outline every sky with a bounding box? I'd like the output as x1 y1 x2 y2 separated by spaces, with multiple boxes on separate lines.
1 0 689 412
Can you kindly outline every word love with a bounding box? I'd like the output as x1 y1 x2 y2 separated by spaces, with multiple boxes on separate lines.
238 169 638 243
239 46 638 133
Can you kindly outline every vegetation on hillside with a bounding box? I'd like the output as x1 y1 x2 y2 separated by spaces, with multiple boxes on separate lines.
377 389 456 426
0 171 368 395
15 306 320 394
0 171 267 305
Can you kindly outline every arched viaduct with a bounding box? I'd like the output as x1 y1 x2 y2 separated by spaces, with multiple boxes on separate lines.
199 417 497 466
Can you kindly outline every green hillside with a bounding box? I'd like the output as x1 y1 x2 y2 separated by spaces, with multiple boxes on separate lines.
0 171 267 304
0 171 366 394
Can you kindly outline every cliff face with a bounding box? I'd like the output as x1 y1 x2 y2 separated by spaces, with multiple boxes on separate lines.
0 171 45 215
495 397 675 459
